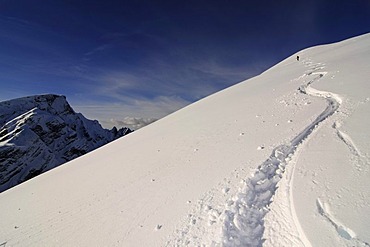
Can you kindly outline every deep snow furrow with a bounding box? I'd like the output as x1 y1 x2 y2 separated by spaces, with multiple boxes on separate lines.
221 62 340 246
221 144 293 247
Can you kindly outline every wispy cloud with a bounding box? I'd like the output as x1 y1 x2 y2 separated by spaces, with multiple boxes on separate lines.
83 44 113 61
66 37 263 129
72 94 190 129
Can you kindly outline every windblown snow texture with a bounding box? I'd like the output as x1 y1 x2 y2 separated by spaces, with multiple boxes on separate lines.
0 94 131 192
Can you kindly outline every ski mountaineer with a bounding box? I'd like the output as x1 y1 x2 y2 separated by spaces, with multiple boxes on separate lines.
297 55 300 61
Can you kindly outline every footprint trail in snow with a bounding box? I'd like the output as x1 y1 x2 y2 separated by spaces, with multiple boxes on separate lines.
221 60 341 246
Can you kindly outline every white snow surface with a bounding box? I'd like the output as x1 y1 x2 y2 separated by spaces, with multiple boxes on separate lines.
0 33 369 247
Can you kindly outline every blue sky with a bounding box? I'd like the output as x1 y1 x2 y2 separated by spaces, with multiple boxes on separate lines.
1 0 369 129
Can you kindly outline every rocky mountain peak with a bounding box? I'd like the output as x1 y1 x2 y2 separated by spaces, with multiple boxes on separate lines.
0 94 132 192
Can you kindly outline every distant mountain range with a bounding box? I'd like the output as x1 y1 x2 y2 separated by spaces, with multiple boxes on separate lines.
0 94 132 192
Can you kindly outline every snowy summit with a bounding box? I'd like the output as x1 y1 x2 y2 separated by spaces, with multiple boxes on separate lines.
0 34 369 246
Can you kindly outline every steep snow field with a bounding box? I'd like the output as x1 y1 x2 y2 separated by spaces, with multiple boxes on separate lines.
0 33 369 246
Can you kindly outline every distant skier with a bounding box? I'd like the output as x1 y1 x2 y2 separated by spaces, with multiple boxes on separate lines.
297 55 300 61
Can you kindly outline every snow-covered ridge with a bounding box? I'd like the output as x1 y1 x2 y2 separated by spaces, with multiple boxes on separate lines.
0 94 132 192
0 33 369 247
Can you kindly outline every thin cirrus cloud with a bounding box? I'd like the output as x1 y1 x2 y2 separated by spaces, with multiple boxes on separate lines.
69 49 255 130
78 31 259 103
75 55 257 106
71 62 256 130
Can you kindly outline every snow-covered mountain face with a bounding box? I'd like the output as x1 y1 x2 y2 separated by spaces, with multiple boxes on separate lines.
0 94 131 192
0 34 369 247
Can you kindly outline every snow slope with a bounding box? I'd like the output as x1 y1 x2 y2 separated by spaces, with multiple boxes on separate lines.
0 33 369 247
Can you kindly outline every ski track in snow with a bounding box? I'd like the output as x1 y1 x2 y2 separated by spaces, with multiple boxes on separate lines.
316 198 370 246
220 59 342 246
333 121 363 158
166 58 368 246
